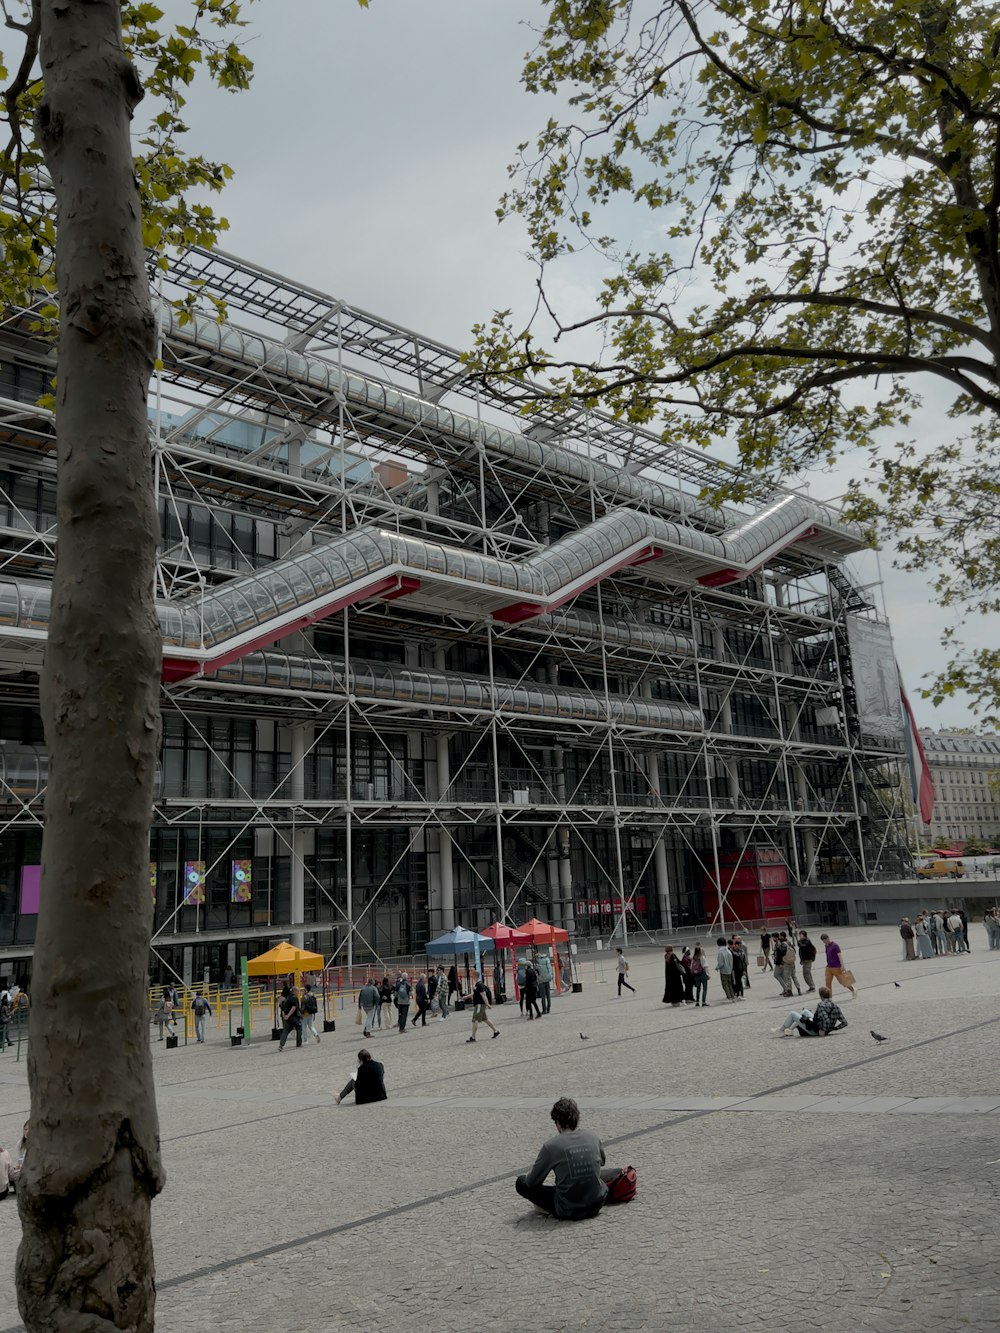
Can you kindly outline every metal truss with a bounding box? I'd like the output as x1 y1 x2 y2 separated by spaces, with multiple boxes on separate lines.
0 246 913 971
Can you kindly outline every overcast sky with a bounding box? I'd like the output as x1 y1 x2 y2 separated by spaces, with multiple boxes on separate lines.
171 0 995 732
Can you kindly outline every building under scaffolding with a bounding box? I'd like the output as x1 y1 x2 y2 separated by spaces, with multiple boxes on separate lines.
0 248 914 984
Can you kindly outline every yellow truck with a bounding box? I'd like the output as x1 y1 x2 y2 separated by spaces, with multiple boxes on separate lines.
915 858 964 880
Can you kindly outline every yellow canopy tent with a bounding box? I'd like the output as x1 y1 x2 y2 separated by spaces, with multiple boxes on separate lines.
246 940 325 977
245 941 328 1040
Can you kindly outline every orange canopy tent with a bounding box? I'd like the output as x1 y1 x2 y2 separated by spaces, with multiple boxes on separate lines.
514 917 571 991
515 917 569 943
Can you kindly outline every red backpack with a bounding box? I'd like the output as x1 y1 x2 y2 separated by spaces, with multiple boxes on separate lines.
604 1165 637 1205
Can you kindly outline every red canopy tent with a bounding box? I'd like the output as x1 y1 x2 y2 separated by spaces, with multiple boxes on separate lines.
515 917 571 991
480 922 531 1001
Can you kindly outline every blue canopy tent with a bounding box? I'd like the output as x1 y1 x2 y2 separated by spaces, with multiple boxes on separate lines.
425 927 494 993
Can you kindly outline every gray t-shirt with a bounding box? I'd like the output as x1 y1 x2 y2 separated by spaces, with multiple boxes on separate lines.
524 1128 607 1219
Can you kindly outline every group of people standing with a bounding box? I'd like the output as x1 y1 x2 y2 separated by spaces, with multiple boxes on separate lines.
899 909 972 959
657 929 857 1008
356 966 460 1036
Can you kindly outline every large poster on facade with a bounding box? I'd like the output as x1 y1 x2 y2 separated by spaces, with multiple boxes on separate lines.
182 860 206 906
846 616 903 736
230 859 252 903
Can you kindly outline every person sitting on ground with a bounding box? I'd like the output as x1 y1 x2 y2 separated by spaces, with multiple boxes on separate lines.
808 987 849 1036
334 1048 387 1105
774 986 848 1038
515 1097 620 1219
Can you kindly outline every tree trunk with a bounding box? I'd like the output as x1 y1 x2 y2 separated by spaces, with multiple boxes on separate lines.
16 2 164 1330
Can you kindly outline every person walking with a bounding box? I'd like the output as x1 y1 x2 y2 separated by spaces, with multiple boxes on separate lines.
154 990 175 1041
395 974 412 1032
466 973 500 1041
300 982 322 1042
334 1048 388 1105
985 908 1000 951
447 963 460 1005
191 990 212 1043
356 978 379 1038
411 974 431 1027
435 964 451 1018
797 931 817 992
690 945 709 1007
537 951 554 1014
662 945 686 1006
759 928 773 971
782 936 803 997
514 1097 620 1219
278 986 303 1051
772 933 790 996
516 957 528 1015
615 947 635 998
899 917 916 961
379 975 394 1029
714 938 736 1003
523 960 542 1020
821 934 857 998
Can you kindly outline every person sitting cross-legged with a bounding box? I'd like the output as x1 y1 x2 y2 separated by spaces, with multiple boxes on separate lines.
515 1097 620 1219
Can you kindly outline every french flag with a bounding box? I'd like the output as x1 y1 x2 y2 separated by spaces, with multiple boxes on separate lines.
899 673 935 825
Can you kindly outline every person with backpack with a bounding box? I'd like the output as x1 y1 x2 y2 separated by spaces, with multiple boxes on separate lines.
797 931 818 992
191 990 213 1044
298 982 320 1042
515 1097 622 1219
394 974 412 1032
466 972 499 1042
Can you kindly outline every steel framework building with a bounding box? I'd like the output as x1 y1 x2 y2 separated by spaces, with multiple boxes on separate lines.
0 247 913 984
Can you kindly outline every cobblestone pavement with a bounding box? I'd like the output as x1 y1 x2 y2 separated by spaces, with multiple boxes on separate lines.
1 925 999 1331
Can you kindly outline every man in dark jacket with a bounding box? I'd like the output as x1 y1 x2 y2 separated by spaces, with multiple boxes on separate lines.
523 961 542 1020
411 973 431 1027
334 1049 387 1105
797 931 818 992
278 986 302 1051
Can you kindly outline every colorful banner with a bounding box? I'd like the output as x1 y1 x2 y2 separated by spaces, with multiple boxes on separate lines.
149 863 157 906
230 858 252 903
19 864 40 915
183 860 206 906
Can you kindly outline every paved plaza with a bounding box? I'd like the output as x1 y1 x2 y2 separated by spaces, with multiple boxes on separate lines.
2 925 999 1331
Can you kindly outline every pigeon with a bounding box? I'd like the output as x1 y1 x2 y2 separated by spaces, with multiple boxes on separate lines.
870 1030 889 1043
580 1033 590 1041
893 982 901 988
